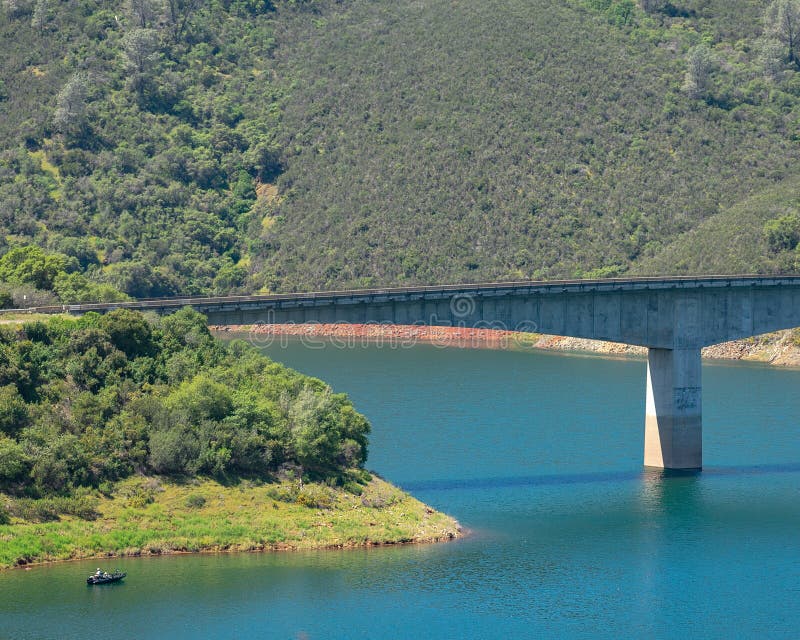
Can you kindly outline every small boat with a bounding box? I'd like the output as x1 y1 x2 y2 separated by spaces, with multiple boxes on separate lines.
87 570 126 585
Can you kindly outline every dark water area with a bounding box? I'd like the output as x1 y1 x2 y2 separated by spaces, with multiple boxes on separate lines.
2 341 799 639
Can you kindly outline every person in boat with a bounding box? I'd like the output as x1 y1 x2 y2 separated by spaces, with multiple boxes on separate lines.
95 568 102 577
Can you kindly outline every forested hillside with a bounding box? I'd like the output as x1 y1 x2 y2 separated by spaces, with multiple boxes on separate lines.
0 308 371 516
1 0 800 300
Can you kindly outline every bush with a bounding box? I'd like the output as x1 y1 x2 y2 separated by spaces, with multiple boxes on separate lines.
764 213 800 252
342 481 363 496
9 495 98 522
185 494 206 508
265 483 299 503
360 490 398 510
122 485 156 509
148 428 200 475
295 485 334 509
0 436 30 482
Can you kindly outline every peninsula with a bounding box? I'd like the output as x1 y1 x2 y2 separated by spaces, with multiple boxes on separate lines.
0 309 459 569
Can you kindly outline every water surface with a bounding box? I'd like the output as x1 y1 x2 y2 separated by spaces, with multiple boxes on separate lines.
2 341 799 639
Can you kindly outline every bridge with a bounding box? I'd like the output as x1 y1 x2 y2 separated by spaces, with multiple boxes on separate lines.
16 275 800 470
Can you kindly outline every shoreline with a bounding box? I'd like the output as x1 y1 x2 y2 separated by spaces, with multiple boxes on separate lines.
8 532 465 573
211 323 800 367
0 476 462 571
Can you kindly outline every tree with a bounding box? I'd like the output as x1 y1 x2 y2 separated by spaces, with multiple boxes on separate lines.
0 385 29 435
639 0 663 12
288 387 343 473
682 45 713 99
0 246 76 290
760 38 788 78
53 73 89 139
764 212 800 252
165 375 234 424
52 272 129 304
99 261 178 298
30 0 47 32
1 0 24 18
148 427 200 474
129 0 156 28
97 308 156 358
165 0 201 42
0 436 29 483
765 0 800 69
121 28 160 94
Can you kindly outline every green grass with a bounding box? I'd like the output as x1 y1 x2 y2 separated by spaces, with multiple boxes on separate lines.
0 476 460 569
0 312 75 324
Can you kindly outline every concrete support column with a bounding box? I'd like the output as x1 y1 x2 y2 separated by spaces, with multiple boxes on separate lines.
644 348 702 469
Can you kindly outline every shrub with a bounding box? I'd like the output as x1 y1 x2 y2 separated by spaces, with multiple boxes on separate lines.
0 436 30 482
342 481 363 496
122 485 156 508
360 490 398 509
185 494 206 508
265 483 299 503
9 495 98 522
295 485 334 509
764 213 800 252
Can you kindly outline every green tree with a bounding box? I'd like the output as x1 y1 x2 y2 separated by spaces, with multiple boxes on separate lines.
288 387 343 474
0 246 76 290
0 384 29 435
52 272 129 304
639 0 663 13
166 374 234 423
97 308 156 358
165 0 201 42
764 212 800 252
129 0 157 28
148 427 200 474
682 45 713 99
122 28 161 94
30 0 47 32
53 72 89 140
760 38 788 78
765 0 800 69
0 436 29 483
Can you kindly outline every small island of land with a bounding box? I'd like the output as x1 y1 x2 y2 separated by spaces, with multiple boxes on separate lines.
0 309 459 569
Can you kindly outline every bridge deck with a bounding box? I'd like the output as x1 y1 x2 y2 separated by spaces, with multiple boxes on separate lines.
6 275 800 315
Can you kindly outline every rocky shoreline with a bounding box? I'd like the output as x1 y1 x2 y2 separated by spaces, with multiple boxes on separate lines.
211 323 800 367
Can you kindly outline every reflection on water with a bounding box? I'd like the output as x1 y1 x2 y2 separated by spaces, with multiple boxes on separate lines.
3 342 800 639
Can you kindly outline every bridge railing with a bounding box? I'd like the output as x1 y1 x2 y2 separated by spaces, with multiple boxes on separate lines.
3 274 800 315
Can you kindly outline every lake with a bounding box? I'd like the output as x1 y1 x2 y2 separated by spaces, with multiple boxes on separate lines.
2 339 799 639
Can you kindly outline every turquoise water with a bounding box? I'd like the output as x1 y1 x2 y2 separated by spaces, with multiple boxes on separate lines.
2 341 799 639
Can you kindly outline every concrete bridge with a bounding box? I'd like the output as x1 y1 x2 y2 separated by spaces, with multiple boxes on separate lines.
21 275 800 470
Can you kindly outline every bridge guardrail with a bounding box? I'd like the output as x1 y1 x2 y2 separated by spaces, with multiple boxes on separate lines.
3 274 800 315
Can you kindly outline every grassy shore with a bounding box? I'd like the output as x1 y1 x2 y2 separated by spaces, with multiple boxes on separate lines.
0 476 460 569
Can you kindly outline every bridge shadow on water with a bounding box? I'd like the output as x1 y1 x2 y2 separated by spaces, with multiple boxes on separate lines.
400 462 800 493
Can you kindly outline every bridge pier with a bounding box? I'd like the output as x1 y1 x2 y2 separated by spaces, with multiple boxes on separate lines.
644 347 702 470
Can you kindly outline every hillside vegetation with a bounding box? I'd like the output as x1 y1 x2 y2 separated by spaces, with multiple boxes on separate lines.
0 308 371 513
0 308 462 567
1 0 800 298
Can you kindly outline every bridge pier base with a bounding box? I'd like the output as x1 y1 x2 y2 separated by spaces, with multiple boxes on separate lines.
644 347 702 470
